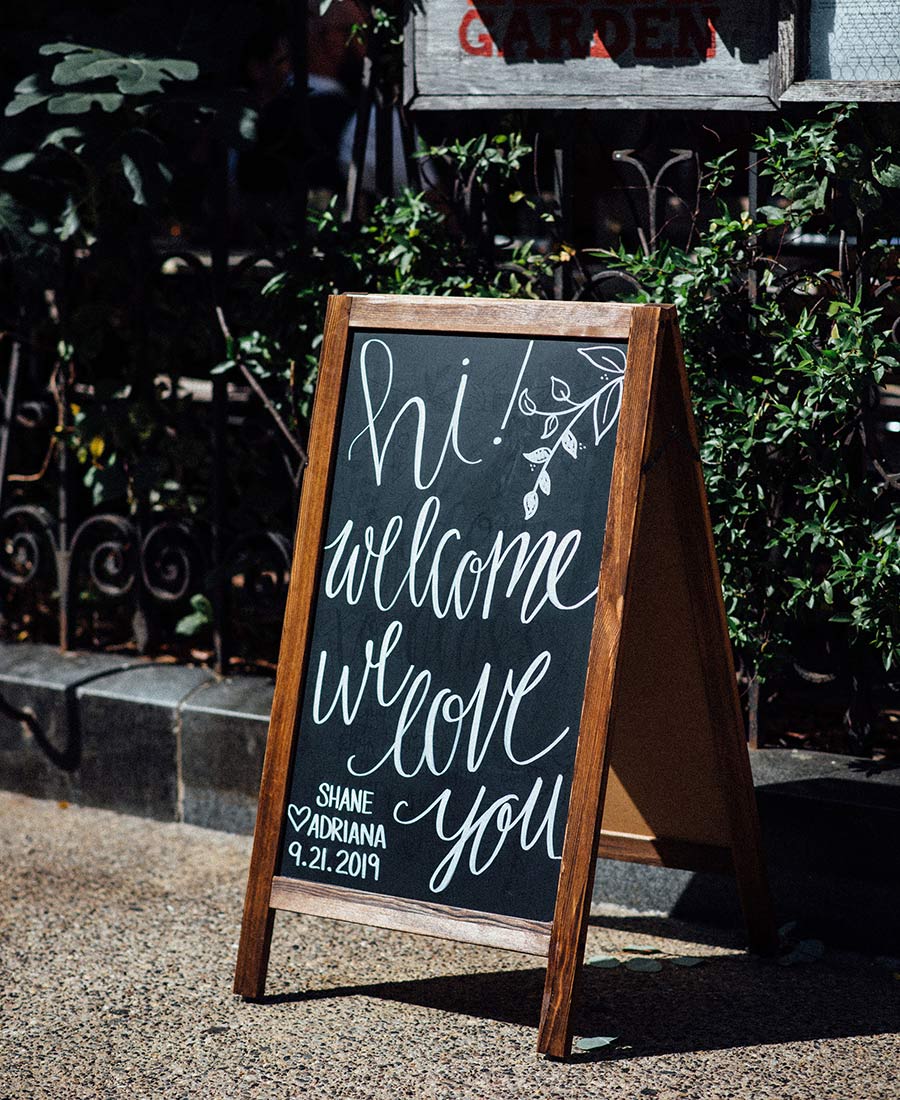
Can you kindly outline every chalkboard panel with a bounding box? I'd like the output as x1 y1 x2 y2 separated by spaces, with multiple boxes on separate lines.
276 331 625 923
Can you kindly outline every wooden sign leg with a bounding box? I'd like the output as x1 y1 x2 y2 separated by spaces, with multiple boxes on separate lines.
234 294 354 1000
234 898 276 999
536 717 613 1058
537 307 665 1057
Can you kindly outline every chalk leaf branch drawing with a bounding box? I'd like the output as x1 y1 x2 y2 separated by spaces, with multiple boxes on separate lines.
519 345 626 520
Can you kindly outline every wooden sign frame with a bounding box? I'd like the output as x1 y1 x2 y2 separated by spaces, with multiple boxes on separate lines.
402 2 900 112
234 296 776 1059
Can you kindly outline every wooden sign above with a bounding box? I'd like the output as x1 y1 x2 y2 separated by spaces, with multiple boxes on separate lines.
403 1 900 110
404 0 781 111
235 295 776 1059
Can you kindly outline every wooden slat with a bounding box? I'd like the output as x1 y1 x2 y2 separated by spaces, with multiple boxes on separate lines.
346 295 635 339
270 878 552 957
233 295 353 999
769 0 795 103
407 94 778 112
537 305 671 1059
781 80 900 102
598 831 733 874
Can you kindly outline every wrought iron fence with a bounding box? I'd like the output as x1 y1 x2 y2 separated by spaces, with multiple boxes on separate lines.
2 74 751 671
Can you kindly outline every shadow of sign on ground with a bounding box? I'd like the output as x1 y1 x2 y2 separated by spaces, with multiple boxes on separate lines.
259 945 899 1060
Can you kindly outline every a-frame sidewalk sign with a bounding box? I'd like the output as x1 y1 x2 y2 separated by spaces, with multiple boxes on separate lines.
234 295 776 1059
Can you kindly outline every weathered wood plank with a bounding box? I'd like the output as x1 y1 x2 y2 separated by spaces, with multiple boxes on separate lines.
406 1 777 109
782 80 900 101
407 94 779 112
347 295 635 338
270 878 552 956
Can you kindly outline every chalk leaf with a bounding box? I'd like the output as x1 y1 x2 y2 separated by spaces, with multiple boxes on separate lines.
551 376 571 402
518 389 537 415
523 447 551 464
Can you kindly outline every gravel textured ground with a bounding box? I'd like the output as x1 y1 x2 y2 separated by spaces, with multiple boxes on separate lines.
1 790 898 1100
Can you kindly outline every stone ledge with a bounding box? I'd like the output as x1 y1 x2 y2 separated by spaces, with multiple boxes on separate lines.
0 642 897 950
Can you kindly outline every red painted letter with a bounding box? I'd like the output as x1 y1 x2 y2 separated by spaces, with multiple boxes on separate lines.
459 9 493 57
590 10 630 59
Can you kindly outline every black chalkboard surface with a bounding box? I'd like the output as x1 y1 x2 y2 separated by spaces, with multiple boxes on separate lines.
235 295 775 1059
276 330 625 922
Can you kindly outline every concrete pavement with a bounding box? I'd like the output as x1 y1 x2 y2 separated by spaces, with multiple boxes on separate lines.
1 791 898 1099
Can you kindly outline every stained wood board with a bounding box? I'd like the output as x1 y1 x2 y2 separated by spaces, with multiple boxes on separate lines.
404 1 781 110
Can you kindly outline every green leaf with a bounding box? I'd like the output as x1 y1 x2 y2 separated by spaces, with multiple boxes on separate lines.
189 593 213 617
575 1036 617 1052
4 93 51 117
51 49 199 95
121 154 145 205
57 196 80 240
175 594 213 636
38 42 85 55
14 74 42 93
41 126 84 148
175 612 208 637
777 939 825 966
586 955 620 969
621 944 663 955
1 153 36 172
48 92 123 114
872 162 900 189
757 204 786 223
670 956 705 968
624 958 663 973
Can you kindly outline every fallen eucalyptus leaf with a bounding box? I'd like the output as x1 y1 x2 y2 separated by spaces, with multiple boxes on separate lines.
625 957 663 973
778 920 798 942
575 1035 617 1052
777 939 825 966
622 944 663 955
586 955 620 969
670 956 705 968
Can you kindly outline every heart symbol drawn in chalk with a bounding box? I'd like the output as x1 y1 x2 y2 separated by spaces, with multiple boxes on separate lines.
287 804 311 833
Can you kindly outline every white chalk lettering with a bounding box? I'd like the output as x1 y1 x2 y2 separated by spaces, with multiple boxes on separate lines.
393 774 565 893
313 621 570 781
322 495 596 626
347 338 481 488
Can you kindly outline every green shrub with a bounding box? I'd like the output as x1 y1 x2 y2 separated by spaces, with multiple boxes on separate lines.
597 105 899 735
